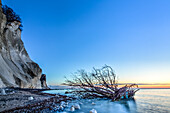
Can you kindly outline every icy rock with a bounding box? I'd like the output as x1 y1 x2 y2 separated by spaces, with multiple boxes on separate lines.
92 102 95 105
66 97 70 99
53 107 58 111
10 91 15 94
74 104 80 109
0 89 6 95
28 96 34 100
60 101 65 105
63 105 66 108
56 95 59 98
64 102 68 107
60 98 64 100
65 102 69 105
79 102 83 105
59 105 64 111
90 109 97 113
70 106 75 112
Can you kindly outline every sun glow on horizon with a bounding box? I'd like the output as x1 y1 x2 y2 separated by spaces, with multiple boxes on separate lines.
138 85 170 88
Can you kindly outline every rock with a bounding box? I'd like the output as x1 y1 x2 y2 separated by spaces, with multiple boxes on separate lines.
63 102 68 107
9 91 15 94
65 102 69 105
70 106 75 112
74 104 80 109
28 96 34 100
60 101 65 105
92 102 95 105
0 88 6 95
79 102 83 105
0 5 48 89
49 106 53 110
66 97 70 99
59 105 64 111
65 102 69 106
53 106 58 111
90 109 97 113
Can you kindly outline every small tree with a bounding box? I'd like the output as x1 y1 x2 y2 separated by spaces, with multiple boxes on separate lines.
2 5 23 31
64 65 139 101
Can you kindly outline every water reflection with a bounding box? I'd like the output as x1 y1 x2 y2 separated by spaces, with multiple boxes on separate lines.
118 98 137 113
65 98 137 113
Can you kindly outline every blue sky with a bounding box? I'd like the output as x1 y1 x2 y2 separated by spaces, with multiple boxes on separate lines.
3 0 170 85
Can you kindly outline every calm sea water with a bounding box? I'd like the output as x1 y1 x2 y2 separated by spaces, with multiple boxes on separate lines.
45 89 170 113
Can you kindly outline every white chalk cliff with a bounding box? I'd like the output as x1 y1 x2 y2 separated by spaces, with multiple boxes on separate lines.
0 4 47 88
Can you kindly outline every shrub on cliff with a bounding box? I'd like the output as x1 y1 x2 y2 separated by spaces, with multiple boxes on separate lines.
2 5 23 31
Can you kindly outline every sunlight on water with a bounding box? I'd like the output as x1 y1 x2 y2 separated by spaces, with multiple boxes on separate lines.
45 89 170 113
135 89 170 113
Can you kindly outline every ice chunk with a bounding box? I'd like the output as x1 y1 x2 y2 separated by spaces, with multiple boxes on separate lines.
90 109 97 113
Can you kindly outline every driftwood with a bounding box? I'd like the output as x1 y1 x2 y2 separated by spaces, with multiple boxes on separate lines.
64 65 139 101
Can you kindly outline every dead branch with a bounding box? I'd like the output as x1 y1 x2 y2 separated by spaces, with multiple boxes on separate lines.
64 65 139 101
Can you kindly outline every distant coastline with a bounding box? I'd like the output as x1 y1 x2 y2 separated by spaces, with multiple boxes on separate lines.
48 85 170 89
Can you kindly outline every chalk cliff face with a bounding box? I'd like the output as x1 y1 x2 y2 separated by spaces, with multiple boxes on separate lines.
0 5 47 88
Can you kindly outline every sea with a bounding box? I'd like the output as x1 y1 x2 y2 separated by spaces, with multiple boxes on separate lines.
45 89 170 113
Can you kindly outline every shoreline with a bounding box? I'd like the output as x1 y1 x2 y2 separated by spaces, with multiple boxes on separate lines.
0 88 75 112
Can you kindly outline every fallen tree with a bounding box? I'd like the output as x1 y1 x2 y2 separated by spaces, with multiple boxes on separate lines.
64 65 139 101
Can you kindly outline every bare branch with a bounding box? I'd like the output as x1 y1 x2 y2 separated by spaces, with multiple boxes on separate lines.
64 65 139 101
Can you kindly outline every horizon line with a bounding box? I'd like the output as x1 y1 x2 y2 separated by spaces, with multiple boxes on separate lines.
49 83 170 86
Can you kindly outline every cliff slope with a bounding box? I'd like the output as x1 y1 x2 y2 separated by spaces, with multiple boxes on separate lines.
0 5 47 88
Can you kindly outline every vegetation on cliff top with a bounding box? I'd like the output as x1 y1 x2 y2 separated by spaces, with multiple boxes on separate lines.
2 5 23 31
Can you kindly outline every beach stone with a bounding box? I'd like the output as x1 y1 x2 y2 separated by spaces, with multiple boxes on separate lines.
90 109 97 113
28 96 34 100
10 91 15 94
74 104 80 109
60 101 65 105
79 102 83 105
59 105 64 111
53 106 59 111
70 105 75 112
0 88 6 95
66 97 70 99
65 102 69 107
92 102 95 105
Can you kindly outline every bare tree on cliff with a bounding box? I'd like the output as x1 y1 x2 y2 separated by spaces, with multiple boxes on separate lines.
64 65 139 101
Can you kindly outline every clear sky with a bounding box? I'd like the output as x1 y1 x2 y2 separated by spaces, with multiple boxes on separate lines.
3 0 170 87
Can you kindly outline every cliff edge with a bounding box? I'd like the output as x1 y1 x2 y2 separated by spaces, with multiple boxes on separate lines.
0 4 48 89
